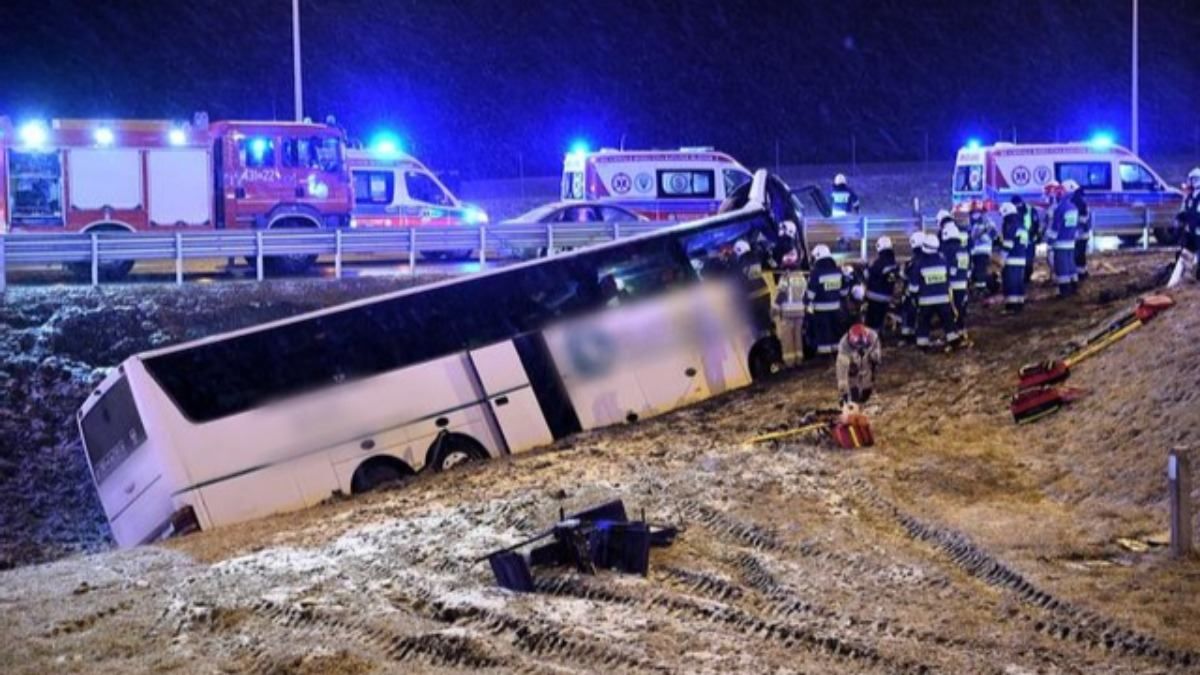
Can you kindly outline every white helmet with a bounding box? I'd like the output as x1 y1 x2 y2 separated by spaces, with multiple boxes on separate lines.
833 173 847 186
875 235 893 252
936 209 954 225
779 220 798 238
922 232 940 253
851 284 865 302
908 231 925 250
733 239 751 257
998 202 1019 217
812 244 832 260
941 223 961 241
1061 179 1080 193
1188 167 1200 184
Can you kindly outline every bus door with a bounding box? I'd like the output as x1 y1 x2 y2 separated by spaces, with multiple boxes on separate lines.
467 340 554 453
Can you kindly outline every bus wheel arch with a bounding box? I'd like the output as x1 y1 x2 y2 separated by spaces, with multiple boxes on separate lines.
66 222 137 281
748 336 785 381
350 455 416 494
425 432 489 473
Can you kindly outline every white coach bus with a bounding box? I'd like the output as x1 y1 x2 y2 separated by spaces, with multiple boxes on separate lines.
78 171 807 547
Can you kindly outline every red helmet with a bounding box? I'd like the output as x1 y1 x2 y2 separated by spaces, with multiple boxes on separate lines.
848 323 871 349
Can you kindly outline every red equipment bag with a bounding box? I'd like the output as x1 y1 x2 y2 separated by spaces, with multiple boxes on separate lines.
1010 386 1087 424
831 417 874 448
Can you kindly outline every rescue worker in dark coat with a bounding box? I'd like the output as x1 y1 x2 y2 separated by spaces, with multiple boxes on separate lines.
1072 187 1091 281
941 222 970 338
1045 180 1080 296
773 220 802 269
967 205 997 296
803 244 849 356
863 235 897 331
1012 195 1041 283
830 173 861 217
735 239 775 334
999 202 1029 312
836 323 881 405
910 233 959 349
1169 167 1200 285
899 231 925 342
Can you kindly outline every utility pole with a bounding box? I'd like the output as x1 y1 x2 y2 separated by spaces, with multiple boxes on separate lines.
1131 0 1139 155
292 0 304 121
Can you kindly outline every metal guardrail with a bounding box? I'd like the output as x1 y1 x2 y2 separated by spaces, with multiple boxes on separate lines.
0 206 1177 291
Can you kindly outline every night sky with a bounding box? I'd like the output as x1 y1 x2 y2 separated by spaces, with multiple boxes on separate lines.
0 0 1196 176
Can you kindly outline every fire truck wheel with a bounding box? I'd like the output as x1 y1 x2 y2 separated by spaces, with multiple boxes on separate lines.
264 254 319 275
64 258 135 282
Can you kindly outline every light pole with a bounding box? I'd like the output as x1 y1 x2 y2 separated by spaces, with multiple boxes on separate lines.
292 0 303 121
1131 0 1139 154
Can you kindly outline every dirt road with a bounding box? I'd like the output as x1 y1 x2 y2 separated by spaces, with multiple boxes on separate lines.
1 251 1198 673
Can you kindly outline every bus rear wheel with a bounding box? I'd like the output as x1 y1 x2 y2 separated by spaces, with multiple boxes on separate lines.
429 433 488 472
350 457 414 494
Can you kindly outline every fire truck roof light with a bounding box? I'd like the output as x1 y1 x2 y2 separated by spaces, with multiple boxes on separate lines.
94 127 115 146
168 128 187 146
18 120 48 148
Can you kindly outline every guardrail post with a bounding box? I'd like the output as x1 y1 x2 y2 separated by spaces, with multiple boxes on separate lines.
1142 207 1150 251
255 231 264 282
408 228 417 275
91 233 100 286
547 223 555 257
612 221 620 241
174 232 184 285
1168 449 1193 559
0 234 6 296
479 225 487 265
334 229 343 279
860 216 869 261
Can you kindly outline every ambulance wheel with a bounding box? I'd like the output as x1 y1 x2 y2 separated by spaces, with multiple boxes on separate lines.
65 258 135 282
1153 226 1181 247
749 338 785 381
429 433 488 472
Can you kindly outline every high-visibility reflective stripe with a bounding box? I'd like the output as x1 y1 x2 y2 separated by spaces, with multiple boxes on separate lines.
949 281 969 290
816 344 838 354
1054 274 1076 283
812 302 841 311
1004 258 1027 267
918 295 950 305
866 291 892 302
1004 295 1026 303
972 246 992 255
916 336 932 346
1052 241 1075 250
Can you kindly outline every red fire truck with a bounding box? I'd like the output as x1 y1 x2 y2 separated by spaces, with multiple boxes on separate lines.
0 114 353 277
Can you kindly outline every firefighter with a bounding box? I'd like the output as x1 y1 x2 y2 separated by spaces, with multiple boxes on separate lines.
803 244 849 356
911 233 958 349
968 205 997 296
863 235 897 331
1169 167 1200 286
935 209 955 241
941 222 970 337
830 173 861 217
999 202 1029 312
1012 195 1041 283
1045 180 1079 296
736 239 775 332
774 220 802 269
899 231 925 341
1072 187 1092 281
836 323 882 405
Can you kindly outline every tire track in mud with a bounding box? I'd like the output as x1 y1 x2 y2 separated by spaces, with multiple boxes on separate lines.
841 476 1198 670
533 574 929 674
43 599 134 637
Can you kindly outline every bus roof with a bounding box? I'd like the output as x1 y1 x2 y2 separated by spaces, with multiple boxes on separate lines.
134 197 768 363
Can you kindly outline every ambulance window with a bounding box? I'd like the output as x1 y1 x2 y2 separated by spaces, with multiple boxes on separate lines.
404 171 452 206
1119 162 1158 191
561 171 584 200
1055 162 1111 190
658 170 715 199
238 137 276 168
283 136 342 172
353 171 394 205
954 165 983 193
722 169 752 196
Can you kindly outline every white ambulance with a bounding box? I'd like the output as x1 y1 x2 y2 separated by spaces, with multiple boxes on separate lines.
951 140 1183 226
347 147 486 228
561 147 752 221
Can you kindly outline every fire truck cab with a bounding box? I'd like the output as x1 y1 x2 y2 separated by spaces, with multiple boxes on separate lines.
0 115 352 276
561 147 752 221
952 140 1183 240
346 147 486 228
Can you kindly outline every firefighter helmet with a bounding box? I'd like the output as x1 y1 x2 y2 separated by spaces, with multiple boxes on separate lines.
942 223 962 241
908 231 925 250
1188 167 1200 185
848 323 871 349
998 202 1018 217
812 244 832 260
876 235 893 251
733 239 751 257
922 232 940 253
779 220 798 238
1061 179 1080 193
936 209 953 225
834 173 848 186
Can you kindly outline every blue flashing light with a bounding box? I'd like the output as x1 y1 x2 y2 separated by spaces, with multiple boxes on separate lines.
1088 132 1115 149
168 128 187 146
369 132 403 157
568 139 590 156
463 205 489 225
93 127 114 146
249 137 269 159
18 120 48 148
965 138 982 151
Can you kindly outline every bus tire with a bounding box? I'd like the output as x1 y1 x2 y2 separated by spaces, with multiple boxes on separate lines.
749 338 785 381
350 456 415 494
428 433 488 473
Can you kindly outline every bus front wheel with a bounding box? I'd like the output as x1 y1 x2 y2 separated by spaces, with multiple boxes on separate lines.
429 433 488 472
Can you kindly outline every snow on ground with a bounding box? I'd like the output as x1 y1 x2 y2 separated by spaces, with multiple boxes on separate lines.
1 250 1199 673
